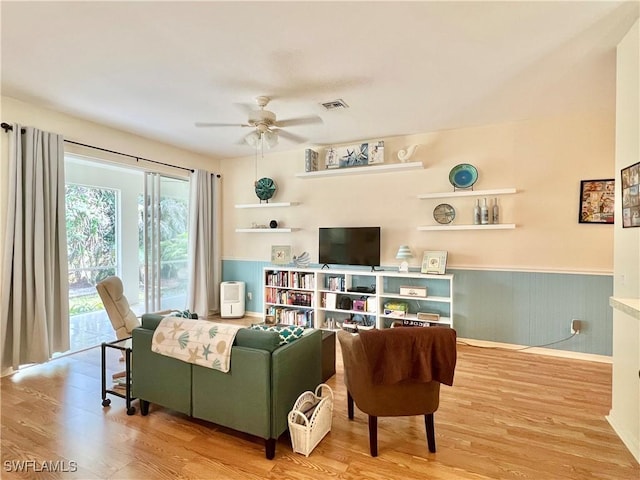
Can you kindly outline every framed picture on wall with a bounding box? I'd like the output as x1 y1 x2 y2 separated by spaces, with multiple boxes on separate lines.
578 179 615 224
621 161 640 228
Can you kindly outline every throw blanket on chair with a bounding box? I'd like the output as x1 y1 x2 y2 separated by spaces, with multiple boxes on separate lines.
358 327 457 386
151 318 242 373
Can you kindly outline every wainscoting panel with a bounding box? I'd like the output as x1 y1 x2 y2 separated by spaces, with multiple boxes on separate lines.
452 269 613 355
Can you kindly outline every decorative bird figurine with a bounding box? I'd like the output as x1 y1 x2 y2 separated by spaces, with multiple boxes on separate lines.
397 144 419 163
293 252 310 268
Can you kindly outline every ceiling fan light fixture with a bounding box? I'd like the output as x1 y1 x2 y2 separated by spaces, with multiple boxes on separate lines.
264 130 278 148
245 130 261 147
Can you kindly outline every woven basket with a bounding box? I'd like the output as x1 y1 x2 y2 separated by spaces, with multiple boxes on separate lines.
288 384 333 456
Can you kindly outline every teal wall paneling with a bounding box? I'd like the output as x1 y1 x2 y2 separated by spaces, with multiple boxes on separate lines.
222 260 613 356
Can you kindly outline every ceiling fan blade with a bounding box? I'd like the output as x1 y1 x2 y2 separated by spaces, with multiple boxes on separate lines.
274 115 323 128
194 122 250 128
276 129 307 144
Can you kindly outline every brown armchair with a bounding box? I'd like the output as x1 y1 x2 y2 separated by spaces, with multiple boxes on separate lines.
337 327 457 456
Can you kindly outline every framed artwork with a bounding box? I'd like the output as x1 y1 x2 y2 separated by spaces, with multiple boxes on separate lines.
621 162 640 228
369 141 385 164
337 143 369 168
579 179 615 224
325 147 339 169
270 245 292 265
421 250 448 275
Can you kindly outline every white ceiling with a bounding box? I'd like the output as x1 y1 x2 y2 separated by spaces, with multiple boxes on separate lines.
2 1 638 160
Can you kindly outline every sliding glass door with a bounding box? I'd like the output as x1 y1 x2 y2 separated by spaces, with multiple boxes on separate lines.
143 173 190 312
64 156 189 352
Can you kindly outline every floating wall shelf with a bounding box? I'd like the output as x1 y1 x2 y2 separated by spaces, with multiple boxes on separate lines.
234 202 299 209
417 188 516 199
417 224 516 231
235 228 296 233
295 161 424 178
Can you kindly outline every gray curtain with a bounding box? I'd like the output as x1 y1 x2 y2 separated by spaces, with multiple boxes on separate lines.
1 124 69 371
187 169 221 318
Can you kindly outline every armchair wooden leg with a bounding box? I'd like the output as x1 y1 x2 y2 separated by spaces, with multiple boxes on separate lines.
347 391 354 420
425 413 436 453
265 438 276 460
368 415 378 457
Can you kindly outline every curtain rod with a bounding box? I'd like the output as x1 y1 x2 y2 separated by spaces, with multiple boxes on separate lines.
1 122 194 173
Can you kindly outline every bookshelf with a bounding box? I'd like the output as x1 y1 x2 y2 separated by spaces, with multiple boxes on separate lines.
262 267 453 330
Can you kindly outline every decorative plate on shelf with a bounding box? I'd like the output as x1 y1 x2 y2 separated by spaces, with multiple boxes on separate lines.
449 163 478 189
255 177 277 202
433 203 456 224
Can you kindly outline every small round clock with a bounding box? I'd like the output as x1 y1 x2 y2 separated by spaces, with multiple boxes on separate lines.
254 177 276 202
433 203 456 224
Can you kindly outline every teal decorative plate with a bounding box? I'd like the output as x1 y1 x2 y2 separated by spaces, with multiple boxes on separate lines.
449 164 478 189
255 177 276 202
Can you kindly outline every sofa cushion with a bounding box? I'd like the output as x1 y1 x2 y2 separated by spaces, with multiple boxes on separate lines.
141 314 165 330
234 328 281 352
250 324 306 346
140 315 283 352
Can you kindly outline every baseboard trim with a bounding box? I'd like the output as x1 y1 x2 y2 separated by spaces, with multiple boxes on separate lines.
457 337 612 364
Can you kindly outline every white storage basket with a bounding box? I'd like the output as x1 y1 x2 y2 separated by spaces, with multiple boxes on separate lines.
288 384 333 456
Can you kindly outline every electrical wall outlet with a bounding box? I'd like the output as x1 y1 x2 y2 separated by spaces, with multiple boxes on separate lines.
247 292 252 301
571 319 582 334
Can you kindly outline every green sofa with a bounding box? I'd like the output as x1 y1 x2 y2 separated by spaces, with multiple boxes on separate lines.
132 314 322 459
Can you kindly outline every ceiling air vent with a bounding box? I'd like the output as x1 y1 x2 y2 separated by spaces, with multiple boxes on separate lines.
321 99 349 110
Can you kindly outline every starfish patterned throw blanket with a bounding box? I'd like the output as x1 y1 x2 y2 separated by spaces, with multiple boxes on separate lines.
151 317 242 372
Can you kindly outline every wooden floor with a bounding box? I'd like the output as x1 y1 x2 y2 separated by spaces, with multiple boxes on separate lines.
1 336 638 479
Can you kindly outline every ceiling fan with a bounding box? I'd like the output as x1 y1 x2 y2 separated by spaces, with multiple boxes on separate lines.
195 96 323 148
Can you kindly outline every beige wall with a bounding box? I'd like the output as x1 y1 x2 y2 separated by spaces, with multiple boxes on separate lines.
220 109 615 274
1 96 615 276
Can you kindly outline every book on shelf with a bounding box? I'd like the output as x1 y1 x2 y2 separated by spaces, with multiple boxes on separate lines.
267 307 314 327
366 297 377 313
324 292 337 309
327 276 345 291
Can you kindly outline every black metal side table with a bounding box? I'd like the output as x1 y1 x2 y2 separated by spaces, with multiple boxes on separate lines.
101 337 136 415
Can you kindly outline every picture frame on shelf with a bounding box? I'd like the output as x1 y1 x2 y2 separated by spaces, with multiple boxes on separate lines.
271 245 292 265
421 250 448 275
369 141 384 164
337 143 369 168
324 147 339 169
305 148 319 172
621 162 640 228
579 179 615 224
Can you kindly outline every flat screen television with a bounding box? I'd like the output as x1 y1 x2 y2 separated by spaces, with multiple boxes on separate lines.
318 227 381 269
